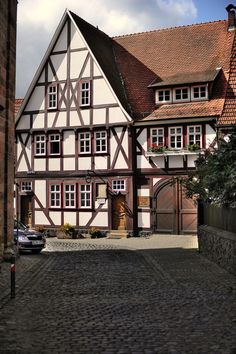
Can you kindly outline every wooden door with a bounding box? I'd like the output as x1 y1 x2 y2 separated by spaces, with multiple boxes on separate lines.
155 181 197 234
21 196 32 227
112 194 126 230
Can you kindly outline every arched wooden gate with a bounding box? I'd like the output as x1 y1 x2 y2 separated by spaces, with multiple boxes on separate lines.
153 179 197 234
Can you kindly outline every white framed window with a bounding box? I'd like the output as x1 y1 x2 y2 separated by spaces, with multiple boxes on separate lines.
49 134 60 155
48 85 58 110
35 135 46 156
64 184 76 208
112 180 126 191
79 184 91 208
150 128 164 146
173 87 190 102
155 89 171 104
21 181 32 192
191 85 208 100
169 127 183 149
94 131 107 153
79 132 91 154
188 125 202 147
79 81 90 106
50 184 61 208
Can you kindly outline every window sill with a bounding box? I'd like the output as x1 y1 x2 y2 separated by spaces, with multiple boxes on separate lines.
146 149 203 157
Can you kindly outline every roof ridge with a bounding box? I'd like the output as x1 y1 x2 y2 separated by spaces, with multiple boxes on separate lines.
113 19 227 39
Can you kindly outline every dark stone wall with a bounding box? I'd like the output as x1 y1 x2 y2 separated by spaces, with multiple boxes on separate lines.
198 225 236 276
0 0 17 260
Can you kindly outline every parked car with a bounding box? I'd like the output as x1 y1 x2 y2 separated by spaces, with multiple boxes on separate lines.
14 220 46 253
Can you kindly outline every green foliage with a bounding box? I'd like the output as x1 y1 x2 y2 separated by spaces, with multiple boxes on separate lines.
60 223 75 235
89 227 103 238
182 128 236 207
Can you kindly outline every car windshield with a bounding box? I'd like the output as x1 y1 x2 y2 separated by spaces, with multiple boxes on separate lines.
14 220 27 230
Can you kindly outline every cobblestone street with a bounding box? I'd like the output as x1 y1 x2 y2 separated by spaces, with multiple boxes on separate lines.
0 236 236 353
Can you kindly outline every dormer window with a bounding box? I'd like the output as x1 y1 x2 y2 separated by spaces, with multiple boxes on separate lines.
191 85 208 100
173 87 190 102
156 89 171 104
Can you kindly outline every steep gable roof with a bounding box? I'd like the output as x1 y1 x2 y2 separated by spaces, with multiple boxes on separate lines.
113 20 234 120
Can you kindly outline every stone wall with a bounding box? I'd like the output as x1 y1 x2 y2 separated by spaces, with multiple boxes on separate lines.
198 225 236 275
0 0 17 260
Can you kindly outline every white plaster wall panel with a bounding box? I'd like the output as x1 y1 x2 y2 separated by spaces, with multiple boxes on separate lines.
137 129 147 152
94 156 107 169
206 124 216 148
150 156 165 169
35 211 51 226
168 156 184 168
64 131 75 155
137 155 151 169
34 159 46 171
95 200 108 209
25 140 32 167
78 157 92 171
114 153 128 169
93 108 106 125
34 200 40 208
79 212 92 226
17 141 22 160
49 211 62 226
63 212 77 226
32 114 45 129
138 212 150 228
70 111 81 127
38 70 45 83
53 22 67 52
93 79 116 105
55 111 67 128
110 131 117 166
109 107 128 123
35 180 46 208
93 61 101 76
70 21 86 49
81 59 90 78
153 178 162 187
17 157 28 172
187 155 197 168
63 158 75 171
48 158 61 171
47 112 56 128
25 87 45 111
81 110 90 126
59 83 66 110
138 188 150 197
17 115 30 130
70 50 88 79
91 212 108 227
50 54 67 81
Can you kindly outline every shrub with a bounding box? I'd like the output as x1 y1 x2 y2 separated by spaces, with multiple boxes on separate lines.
60 223 75 236
89 227 103 238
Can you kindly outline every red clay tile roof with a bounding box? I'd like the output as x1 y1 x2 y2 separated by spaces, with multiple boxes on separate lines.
15 98 23 116
218 33 236 126
113 20 234 120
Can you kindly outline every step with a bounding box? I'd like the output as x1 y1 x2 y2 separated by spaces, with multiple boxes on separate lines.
106 230 129 239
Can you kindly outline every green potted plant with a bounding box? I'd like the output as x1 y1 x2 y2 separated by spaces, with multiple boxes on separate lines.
187 144 200 152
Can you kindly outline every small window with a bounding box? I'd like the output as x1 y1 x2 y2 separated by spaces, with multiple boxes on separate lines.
169 127 182 149
79 132 91 154
64 184 76 208
150 128 164 146
35 135 46 156
173 87 190 102
191 85 208 100
188 125 202 147
79 81 90 106
48 85 58 110
49 134 60 155
21 181 32 192
50 184 61 208
79 184 91 208
156 89 171 104
95 131 107 153
112 180 126 191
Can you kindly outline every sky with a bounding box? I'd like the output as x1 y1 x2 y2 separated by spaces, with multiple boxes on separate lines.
16 0 231 97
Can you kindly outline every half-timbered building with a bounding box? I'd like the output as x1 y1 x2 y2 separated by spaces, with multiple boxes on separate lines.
15 7 236 236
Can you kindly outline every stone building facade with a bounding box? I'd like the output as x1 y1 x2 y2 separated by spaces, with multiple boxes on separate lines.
0 0 17 260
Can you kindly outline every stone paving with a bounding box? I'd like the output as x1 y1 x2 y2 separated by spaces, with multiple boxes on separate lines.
0 235 236 353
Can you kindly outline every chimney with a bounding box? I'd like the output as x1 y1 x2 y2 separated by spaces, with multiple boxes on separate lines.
226 4 236 31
